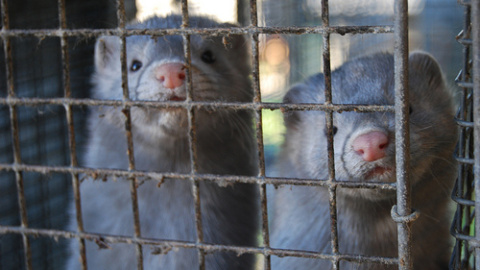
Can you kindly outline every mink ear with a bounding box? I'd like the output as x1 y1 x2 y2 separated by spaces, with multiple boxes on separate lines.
95 36 121 73
408 51 445 92
218 23 249 52
216 23 251 75
282 82 320 129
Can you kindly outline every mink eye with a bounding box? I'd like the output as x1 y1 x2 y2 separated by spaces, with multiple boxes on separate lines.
325 125 338 136
201 50 216 64
130 60 143 72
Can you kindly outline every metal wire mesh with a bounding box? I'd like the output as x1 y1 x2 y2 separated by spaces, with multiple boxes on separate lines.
450 0 480 269
0 0 118 269
0 0 470 269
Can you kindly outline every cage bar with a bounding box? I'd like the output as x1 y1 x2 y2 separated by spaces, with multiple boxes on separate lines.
392 0 418 269
0 162 397 189
0 222 400 265
179 1 206 269
319 0 342 269
321 1 341 269
473 0 480 269
0 0 32 269
0 25 394 39
0 97 396 112
248 0 272 269
450 0 477 269
56 0 88 269
115 0 145 269
0 0 464 269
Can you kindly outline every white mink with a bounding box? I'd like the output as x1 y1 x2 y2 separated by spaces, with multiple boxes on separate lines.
67 15 259 270
269 52 457 270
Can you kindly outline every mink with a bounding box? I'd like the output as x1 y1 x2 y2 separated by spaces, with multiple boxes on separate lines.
269 52 457 270
67 15 259 270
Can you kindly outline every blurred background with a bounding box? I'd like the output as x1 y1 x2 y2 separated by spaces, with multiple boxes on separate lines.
0 0 464 268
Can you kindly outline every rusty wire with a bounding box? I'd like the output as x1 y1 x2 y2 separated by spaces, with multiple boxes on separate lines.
179 1 207 269
0 25 393 39
0 163 397 189
115 0 145 268
0 224 400 266
1 0 32 269
56 0 88 269
0 97 395 113
392 0 415 269
319 1 341 269
248 0 272 269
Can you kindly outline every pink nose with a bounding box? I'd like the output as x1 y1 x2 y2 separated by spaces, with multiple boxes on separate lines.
155 62 186 89
352 131 389 162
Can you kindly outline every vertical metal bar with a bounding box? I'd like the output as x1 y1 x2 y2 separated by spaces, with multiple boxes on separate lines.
472 0 480 269
0 0 6 28
58 0 70 98
249 0 257 30
249 1 270 268
453 3 472 268
250 4 264 178
393 0 413 269
180 2 205 270
258 179 270 269
462 3 474 267
250 0 271 270
116 1 144 269
321 0 339 269
1 1 32 269
321 0 332 105
236 0 248 26
57 0 87 269
180 2 198 173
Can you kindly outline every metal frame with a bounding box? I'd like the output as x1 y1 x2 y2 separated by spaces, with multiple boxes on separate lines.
450 0 480 269
473 0 480 268
0 0 464 269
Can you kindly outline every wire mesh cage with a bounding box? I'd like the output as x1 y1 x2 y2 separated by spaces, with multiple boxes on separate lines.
450 0 479 269
0 0 473 269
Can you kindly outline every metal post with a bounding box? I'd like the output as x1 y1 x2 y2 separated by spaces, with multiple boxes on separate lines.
320 0 340 269
1 0 32 269
57 0 88 269
249 1 271 269
472 0 480 269
393 0 416 269
116 1 144 269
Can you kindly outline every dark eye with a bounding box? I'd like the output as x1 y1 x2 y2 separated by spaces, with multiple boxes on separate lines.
409 105 413 115
325 126 338 136
130 60 143 72
201 50 216 64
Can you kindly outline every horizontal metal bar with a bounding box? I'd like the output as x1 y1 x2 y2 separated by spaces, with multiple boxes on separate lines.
0 97 395 113
0 25 393 39
0 163 397 190
457 81 475 88
455 157 475 165
451 231 480 248
451 195 475 206
0 225 399 265
457 38 473 46
455 117 474 128
451 184 475 206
